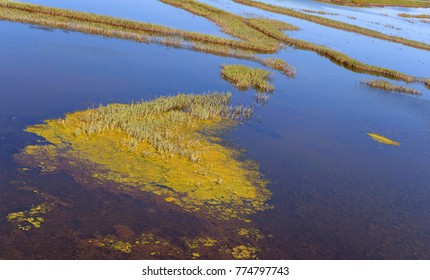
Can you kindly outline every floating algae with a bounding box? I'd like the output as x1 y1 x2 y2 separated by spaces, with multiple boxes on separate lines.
18 93 271 219
367 133 400 146
91 229 263 259
6 202 55 231
231 245 257 259
5 188 58 231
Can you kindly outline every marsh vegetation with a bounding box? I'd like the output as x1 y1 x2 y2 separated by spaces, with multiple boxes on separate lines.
232 0 430 51
398 13 430 19
20 93 271 219
362 79 422 95
221 64 274 92
1 0 425 83
317 0 430 8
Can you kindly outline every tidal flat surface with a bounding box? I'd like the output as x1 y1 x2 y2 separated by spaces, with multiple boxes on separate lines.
1 0 430 259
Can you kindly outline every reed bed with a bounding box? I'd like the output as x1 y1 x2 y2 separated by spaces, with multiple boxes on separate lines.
362 80 422 95
161 0 416 82
261 58 296 77
72 92 253 162
422 79 430 89
23 93 271 216
0 0 423 83
0 0 300 76
0 0 279 53
221 64 274 92
317 0 430 7
159 0 296 52
232 0 430 51
398 13 430 19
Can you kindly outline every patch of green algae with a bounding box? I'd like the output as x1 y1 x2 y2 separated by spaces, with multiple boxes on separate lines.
6 202 54 231
19 93 270 219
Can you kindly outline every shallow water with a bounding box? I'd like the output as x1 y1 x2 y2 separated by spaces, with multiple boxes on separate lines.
198 0 430 79
1 0 430 259
23 0 232 38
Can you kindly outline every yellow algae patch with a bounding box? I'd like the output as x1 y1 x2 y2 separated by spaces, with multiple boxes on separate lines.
6 202 55 231
367 133 400 146
231 245 257 259
97 238 133 254
20 93 270 218
185 237 218 249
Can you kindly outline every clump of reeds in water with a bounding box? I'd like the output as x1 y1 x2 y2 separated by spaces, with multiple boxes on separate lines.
362 80 422 95
398 13 430 19
73 92 252 162
221 64 274 92
262 58 296 77
22 93 271 216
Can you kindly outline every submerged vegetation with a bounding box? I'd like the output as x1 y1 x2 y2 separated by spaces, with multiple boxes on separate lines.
367 133 400 146
6 202 55 231
5 188 58 231
221 64 274 92
362 80 422 95
18 93 271 219
90 231 261 259
232 0 430 51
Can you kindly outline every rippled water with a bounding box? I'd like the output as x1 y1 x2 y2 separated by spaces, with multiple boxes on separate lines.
1 0 430 259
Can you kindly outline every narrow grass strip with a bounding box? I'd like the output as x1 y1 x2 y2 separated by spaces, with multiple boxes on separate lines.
0 0 297 76
232 0 430 52
0 0 270 53
161 0 417 82
0 0 420 82
362 80 422 95
398 13 430 19
318 0 430 8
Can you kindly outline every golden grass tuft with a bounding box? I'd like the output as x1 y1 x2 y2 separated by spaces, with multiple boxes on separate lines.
221 64 274 92
362 80 421 95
